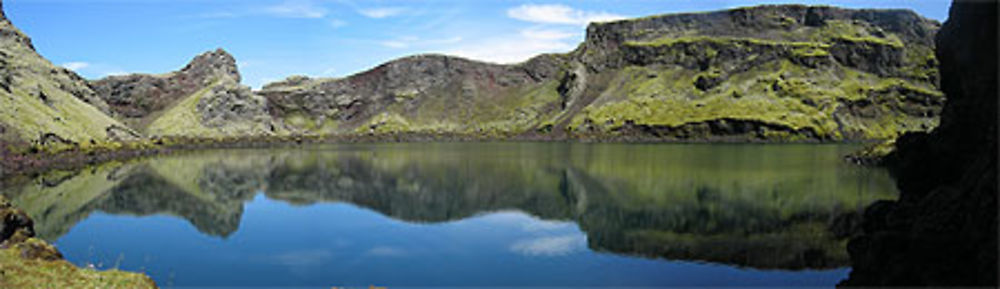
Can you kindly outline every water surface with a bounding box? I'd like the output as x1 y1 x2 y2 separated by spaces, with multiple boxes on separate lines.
1 143 897 287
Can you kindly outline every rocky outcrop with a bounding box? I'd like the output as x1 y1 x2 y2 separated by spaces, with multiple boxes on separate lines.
840 0 997 286
0 196 156 288
92 49 277 137
91 49 239 121
261 5 943 142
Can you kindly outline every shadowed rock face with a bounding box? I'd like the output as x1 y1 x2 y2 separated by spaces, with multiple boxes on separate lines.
841 0 998 286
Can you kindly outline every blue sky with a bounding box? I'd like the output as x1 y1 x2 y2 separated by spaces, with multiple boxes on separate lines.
7 0 950 88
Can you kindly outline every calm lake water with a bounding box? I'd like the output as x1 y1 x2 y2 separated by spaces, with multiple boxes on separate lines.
1 143 898 288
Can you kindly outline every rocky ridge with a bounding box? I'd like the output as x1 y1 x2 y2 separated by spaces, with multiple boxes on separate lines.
259 5 943 141
0 4 943 146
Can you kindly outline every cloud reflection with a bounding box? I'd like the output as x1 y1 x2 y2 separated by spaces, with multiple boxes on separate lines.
510 235 586 256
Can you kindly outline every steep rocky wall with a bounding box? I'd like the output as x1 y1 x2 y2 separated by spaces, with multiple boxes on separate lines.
840 0 997 286
577 5 938 74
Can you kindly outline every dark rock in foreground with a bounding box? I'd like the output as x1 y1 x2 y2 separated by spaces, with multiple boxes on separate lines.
840 0 998 286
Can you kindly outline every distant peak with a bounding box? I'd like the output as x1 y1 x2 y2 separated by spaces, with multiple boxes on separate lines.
182 48 240 83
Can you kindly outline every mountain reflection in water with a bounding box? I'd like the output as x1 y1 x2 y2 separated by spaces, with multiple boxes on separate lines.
2 143 897 284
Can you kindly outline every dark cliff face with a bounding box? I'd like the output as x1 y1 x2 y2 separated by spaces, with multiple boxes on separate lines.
841 0 997 286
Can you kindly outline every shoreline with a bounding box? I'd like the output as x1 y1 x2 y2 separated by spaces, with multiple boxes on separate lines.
0 132 890 183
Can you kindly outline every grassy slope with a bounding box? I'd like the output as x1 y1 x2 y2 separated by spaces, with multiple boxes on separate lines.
0 239 155 289
353 80 564 136
146 80 278 138
565 19 941 140
0 20 127 151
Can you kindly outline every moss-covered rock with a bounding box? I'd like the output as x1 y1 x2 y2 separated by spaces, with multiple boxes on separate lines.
0 195 156 289
0 3 136 153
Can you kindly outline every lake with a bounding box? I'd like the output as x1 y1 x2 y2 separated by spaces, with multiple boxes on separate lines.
0 143 897 288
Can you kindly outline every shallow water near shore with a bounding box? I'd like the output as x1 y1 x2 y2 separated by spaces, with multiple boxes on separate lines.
0 143 897 287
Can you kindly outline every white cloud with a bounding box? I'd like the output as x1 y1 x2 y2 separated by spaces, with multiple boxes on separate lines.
520 28 575 40
198 0 328 19
507 4 625 26
522 220 574 232
198 11 239 19
510 235 586 256
102 71 129 77
61 62 90 71
329 19 347 28
381 35 462 49
444 28 578 63
263 0 328 18
359 7 406 19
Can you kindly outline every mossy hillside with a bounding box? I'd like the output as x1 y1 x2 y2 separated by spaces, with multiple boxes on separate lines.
0 238 156 289
565 51 939 140
566 63 836 138
0 18 129 149
353 80 564 136
281 112 339 135
0 88 120 148
146 80 279 138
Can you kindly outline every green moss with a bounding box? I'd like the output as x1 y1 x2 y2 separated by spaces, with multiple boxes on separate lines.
349 80 564 136
146 81 275 138
834 35 904 48
0 239 155 289
625 36 830 50
791 46 830 57
147 81 219 137
562 53 941 141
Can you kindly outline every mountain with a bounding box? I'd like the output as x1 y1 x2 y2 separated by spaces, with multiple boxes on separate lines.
0 4 946 152
259 5 943 141
0 1 136 152
91 49 277 138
